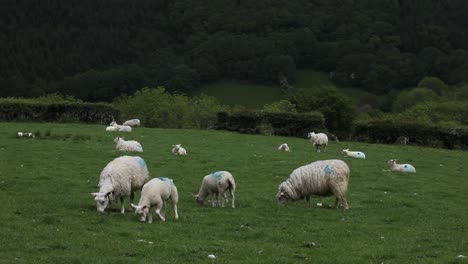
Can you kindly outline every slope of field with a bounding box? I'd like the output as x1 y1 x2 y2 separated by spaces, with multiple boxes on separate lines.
0 122 467 263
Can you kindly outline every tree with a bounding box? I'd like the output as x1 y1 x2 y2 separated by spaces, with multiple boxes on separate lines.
391 87 440 113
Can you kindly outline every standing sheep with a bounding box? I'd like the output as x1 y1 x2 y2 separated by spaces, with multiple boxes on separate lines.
123 119 141 127
307 132 328 152
194 171 236 208
278 143 291 152
276 159 350 210
342 149 366 159
114 137 143 152
131 177 179 223
387 159 416 173
90 156 149 213
172 144 187 155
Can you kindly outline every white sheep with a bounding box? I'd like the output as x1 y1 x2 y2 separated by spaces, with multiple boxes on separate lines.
109 121 118 126
90 156 149 213
276 159 350 210
171 144 187 155
387 159 416 173
341 149 366 159
307 132 328 152
17 132 35 138
278 143 291 152
194 171 236 208
123 119 140 127
117 125 132 132
114 137 143 152
105 125 119 131
131 177 179 223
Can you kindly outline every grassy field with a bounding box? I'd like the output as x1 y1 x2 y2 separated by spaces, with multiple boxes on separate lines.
0 122 467 263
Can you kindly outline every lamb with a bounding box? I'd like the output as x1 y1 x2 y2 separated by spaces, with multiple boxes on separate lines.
123 119 140 127
194 171 236 208
342 149 366 159
131 177 179 223
114 137 143 152
387 159 416 173
278 143 291 152
105 125 119 131
90 156 149 213
307 132 328 152
171 144 187 155
109 121 117 126
117 125 132 132
276 159 350 210
16 132 35 138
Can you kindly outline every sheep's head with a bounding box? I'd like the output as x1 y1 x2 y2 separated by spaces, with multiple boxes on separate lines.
341 149 349 155
114 137 124 143
387 159 397 168
276 185 290 205
131 204 148 222
307 132 316 139
90 192 112 212
193 194 205 205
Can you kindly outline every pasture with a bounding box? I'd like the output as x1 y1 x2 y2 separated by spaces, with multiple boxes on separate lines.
0 122 467 263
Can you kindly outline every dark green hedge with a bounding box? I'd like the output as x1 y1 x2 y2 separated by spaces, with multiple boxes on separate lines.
215 111 325 138
0 101 119 124
352 120 468 150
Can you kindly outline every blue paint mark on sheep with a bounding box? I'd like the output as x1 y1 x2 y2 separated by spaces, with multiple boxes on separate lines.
136 157 147 169
324 165 333 176
158 177 174 185
211 171 225 179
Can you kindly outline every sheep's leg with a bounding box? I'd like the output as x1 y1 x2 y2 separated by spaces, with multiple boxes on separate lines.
172 201 179 220
305 196 311 208
128 191 135 212
120 197 125 214
220 191 226 207
323 144 327 152
161 202 166 218
155 204 166 222
216 193 220 207
211 193 216 207
315 144 320 153
230 189 235 208
147 208 153 224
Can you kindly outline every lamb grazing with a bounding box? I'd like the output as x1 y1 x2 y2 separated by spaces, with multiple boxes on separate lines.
131 177 179 223
122 119 140 127
307 132 329 152
171 144 187 155
278 143 291 152
114 137 143 152
342 149 366 159
90 156 149 213
194 171 236 208
276 159 350 210
387 159 416 173
117 125 132 132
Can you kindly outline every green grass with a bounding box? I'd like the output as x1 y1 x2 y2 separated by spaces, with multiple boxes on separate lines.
1 122 467 263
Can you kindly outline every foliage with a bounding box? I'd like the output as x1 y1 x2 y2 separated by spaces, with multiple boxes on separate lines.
417 76 449 96
391 87 440 113
262 100 297 113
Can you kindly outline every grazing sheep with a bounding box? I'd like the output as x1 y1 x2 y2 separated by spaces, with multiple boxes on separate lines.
278 143 291 152
123 119 140 127
90 156 149 213
117 125 132 132
387 159 416 173
171 144 187 155
114 137 143 152
131 177 179 223
307 132 329 152
342 149 366 159
276 159 350 210
194 171 236 208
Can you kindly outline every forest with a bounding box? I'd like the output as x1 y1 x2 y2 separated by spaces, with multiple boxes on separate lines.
1 0 468 103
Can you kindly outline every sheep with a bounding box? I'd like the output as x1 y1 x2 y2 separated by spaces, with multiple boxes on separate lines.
171 144 187 155
387 159 416 173
16 132 35 138
194 171 236 208
105 125 119 132
90 156 149 213
109 121 117 126
131 177 179 223
395 136 409 145
276 159 350 210
117 125 132 132
278 143 291 152
114 137 143 152
123 119 140 127
341 149 366 159
307 132 329 153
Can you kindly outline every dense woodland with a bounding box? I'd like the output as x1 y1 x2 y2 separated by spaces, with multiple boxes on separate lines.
1 0 468 103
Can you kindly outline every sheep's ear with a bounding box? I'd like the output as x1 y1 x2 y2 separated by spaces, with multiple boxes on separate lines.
142 205 147 210
131 203 139 209
105 192 112 197
90 192 100 196
192 193 199 198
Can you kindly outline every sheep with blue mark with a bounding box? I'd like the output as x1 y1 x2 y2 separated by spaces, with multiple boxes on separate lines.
387 159 416 173
90 156 149 213
131 177 179 223
307 132 328 152
194 171 236 208
342 149 366 159
276 159 350 210
114 137 143 152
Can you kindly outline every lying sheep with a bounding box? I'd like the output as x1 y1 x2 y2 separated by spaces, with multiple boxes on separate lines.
123 119 140 127
16 132 35 138
90 156 149 213
172 144 187 155
117 125 132 132
307 132 328 152
114 137 143 152
131 177 179 223
387 159 416 173
276 159 350 210
278 143 291 152
109 121 118 126
342 149 366 159
105 125 119 132
194 171 236 208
